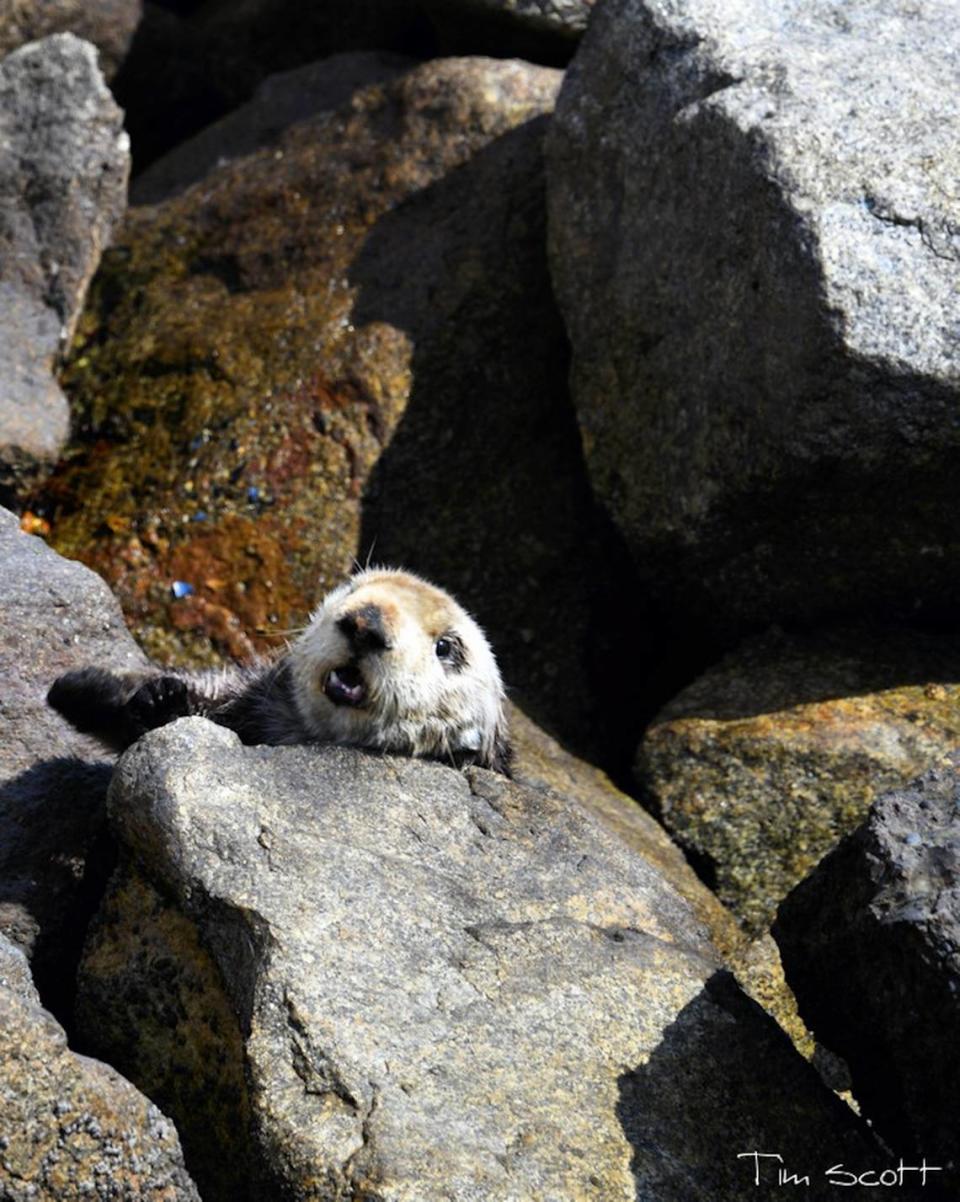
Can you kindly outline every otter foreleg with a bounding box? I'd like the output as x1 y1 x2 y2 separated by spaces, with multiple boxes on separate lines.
47 665 249 753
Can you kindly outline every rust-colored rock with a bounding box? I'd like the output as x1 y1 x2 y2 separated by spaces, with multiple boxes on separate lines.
41 58 559 665
39 56 638 761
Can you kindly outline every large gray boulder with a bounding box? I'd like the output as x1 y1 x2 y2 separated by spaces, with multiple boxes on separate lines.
78 719 893 1201
775 759 960 1169
547 0 960 634
0 506 147 1010
0 931 199 1201
0 34 129 503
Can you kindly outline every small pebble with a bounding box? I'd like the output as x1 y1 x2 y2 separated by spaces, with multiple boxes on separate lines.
904 832 922 847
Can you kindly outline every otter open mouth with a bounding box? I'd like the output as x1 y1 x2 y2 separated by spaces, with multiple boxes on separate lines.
324 664 367 708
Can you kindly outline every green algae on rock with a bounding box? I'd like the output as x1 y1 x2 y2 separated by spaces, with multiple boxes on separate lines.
637 626 960 935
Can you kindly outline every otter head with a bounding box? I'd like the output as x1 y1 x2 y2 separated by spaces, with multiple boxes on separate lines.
290 568 511 774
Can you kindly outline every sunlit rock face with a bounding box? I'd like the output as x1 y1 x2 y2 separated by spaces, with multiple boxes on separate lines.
0 34 128 503
0 931 200 1202
638 625 960 934
77 719 886 1201
548 0 960 638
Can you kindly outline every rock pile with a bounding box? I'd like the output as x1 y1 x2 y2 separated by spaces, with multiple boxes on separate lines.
1 0 959 1195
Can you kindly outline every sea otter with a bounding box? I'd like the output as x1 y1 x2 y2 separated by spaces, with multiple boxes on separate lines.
48 568 512 774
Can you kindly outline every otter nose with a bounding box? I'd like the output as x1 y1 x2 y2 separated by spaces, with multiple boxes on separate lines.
337 604 390 653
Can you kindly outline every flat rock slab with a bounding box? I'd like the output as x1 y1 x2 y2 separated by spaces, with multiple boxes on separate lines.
775 759 960 1171
548 0 960 634
79 720 893 1200
0 505 146 1008
638 626 960 933
0 931 199 1201
0 33 128 500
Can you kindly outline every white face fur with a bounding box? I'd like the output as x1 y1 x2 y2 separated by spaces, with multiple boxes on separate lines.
289 568 508 769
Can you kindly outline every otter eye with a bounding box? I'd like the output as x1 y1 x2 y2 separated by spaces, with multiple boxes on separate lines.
434 633 466 670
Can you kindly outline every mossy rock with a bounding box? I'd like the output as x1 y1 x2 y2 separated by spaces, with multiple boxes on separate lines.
638 626 960 935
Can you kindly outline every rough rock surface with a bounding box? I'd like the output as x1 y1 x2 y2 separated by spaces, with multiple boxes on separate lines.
435 0 594 36
0 505 147 1012
510 702 742 956
0 0 143 78
775 759 960 1168
638 626 960 933
511 702 818 1061
77 719 890 1201
115 0 581 171
548 0 960 635
132 52 413 205
0 931 200 1201
0 34 129 503
40 55 639 762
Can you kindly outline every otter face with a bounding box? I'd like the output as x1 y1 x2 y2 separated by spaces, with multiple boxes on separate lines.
289 569 510 773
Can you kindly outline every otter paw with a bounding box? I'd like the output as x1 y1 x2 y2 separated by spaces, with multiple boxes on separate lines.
128 675 191 734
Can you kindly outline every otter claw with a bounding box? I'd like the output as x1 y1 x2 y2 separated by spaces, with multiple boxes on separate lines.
128 675 191 734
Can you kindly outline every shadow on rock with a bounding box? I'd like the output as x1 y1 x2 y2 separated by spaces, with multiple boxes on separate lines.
645 623 960 725
615 971 944 1201
0 756 116 1026
352 120 663 775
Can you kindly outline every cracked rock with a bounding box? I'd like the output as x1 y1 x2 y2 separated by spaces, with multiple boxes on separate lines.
0 931 200 1201
0 33 129 503
548 0 960 635
774 757 960 1167
0 505 147 1014
78 718 892 1200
